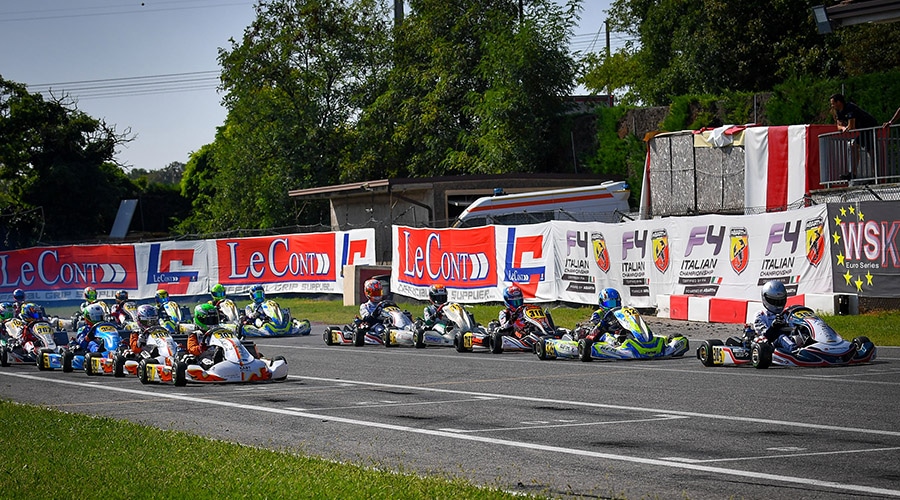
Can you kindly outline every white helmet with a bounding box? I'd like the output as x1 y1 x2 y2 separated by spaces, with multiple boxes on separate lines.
761 281 787 315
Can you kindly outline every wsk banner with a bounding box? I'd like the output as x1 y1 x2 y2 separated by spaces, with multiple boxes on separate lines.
829 201 900 297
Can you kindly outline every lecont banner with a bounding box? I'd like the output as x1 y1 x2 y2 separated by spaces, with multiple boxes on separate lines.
391 224 556 303
829 201 900 297
0 229 375 303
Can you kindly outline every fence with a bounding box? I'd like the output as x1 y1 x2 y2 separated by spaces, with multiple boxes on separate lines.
819 124 900 186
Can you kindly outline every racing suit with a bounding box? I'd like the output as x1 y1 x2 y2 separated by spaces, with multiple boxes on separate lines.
582 307 624 343
497 306 525 335
186 329 222 368
422 303 446 328
74 324 105 353
749 309 800 351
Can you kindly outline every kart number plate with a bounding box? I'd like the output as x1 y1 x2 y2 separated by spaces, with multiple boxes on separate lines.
524 308 545 320
35 324 52 335
332 331 342 343
712 346 725 365
545 341 556 356
463 332 473 349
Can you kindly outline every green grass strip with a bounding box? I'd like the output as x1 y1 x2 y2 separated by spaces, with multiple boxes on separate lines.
0 400 525 499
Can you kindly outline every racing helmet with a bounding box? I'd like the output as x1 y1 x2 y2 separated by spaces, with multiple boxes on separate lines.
597 288 622 313
193 303 219 329
249 285 265 304
155 289 169 305
83 286 98 302
12 288 25 302
428 284 448 305
364 279 383 303
83 303 105 326
20 303 41 321
115 290 128 304
0 302 14 321
503 285 524 309
136 304 159 329
761 280 787 315
210 283 226 301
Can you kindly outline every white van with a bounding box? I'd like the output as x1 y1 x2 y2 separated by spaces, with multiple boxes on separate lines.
452 181 630 227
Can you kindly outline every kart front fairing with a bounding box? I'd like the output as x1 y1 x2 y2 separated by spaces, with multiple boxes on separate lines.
241 300 311 337
183 328 287 383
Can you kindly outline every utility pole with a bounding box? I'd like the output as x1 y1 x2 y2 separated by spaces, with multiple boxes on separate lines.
394 0 403 27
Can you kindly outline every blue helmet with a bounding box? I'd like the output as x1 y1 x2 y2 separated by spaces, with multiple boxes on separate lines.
12 289 25 302
503 285 524 309
598 288 622 312
249 285 265 304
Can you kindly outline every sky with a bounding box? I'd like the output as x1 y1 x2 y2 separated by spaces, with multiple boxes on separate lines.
1 0 615 172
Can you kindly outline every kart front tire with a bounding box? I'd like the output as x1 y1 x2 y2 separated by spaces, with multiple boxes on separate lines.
697 339 722 367
454 331 469 353
137 358 150 385
323 328 335 346
751 342 773 369
84 352 97 376
0 346 8 367
852 336 871 349
490 331 504 354
113 353 125 377
353 329 366 347
414 330 425 349
62 350 73 372
174 361 187 387
578 339 593 362
535 338 548 360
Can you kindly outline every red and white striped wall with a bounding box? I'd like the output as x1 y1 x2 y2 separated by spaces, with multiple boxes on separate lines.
656 294 849 324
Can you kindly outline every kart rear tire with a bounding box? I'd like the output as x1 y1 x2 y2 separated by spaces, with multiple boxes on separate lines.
697 339 722 367
0 346 8 367
535 337 548 360
578 339 593 362
353 329 366 347
173 361 187 387
113 353 125 378
414 330 426 349
490 331 504 354
62 350 73 373
751 342 773 369
137 358 151 385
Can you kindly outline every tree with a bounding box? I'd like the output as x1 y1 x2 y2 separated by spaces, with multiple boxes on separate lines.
0 77 135 247
585 0 843 106
345 0 580 180
181 0 394 233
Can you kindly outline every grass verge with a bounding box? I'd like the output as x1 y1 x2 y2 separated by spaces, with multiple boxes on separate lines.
0 400 523 499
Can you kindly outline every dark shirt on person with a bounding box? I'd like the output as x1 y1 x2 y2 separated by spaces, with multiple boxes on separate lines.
836 102 878 130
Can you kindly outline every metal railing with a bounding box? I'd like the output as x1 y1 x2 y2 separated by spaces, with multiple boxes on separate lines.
819 124 900 187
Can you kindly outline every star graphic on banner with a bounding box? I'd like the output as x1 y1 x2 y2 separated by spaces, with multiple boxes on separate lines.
855 276 864 292
840 207 847 217
832 230 841 245
866 271 874 286
843 270 853 285
848 205 856 215
857 209 865 222
836 253 845 266
833 214 842 226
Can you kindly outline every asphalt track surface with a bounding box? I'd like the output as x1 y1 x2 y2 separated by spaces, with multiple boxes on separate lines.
1 319 899 499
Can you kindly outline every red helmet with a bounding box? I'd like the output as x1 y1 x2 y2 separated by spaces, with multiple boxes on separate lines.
364 279 383 302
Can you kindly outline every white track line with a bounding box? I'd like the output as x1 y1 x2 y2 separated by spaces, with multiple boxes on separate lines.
3 371 900 497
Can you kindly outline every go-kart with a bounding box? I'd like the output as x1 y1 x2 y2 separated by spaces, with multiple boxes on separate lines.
0 318 68 369
241 299 311 337
535 306 689 361
322 301 412 347
457 304 566 354
108 301 140 332
54 322 128 376
119 326 183 379
412 302 486 349
139 327 287 386
696 305 877 369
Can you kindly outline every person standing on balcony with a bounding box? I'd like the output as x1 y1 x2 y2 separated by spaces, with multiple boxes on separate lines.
830 93 878 182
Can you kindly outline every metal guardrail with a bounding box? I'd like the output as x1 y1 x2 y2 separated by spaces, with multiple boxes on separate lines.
819 124 900 186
